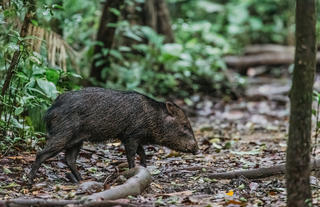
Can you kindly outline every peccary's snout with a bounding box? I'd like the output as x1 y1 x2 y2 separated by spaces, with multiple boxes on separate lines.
192 147 199 155
183 138 199 155
191 141 199 155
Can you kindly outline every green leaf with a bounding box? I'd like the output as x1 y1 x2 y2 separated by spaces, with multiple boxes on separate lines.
52 4 64 10
14 107 24 116
119 46 131 52
106 23 118 28
11 118 23 129
102 48 109 56
3 167 12 174
109 8 121 16
36 79 58 99
124 30 142 42
46 69 60 84
110 49 123 60
29 55 41 64
30 19 39 26
67 72 82 79
197 1 223 13
95 60 106 67
162 43 183 57
32 66 46 75
7 43 19 52
2 182 20 189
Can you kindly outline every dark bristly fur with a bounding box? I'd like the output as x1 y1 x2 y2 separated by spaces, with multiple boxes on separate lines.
28 87 198 183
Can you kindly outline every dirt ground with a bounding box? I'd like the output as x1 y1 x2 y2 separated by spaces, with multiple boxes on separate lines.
1 73 320 206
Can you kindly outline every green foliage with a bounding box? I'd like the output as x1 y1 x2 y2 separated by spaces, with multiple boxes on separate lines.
0 0 81 152
169 0 295 49
96 18 245 97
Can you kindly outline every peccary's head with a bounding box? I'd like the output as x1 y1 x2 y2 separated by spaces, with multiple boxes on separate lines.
158 102 199 154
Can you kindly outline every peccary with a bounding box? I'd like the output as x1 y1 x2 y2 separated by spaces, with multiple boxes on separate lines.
29 87 198 183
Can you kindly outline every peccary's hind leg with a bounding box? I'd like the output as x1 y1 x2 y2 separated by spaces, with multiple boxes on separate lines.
28 138 66 183
123 140 139 168
137 145 146 167
65 142 83 182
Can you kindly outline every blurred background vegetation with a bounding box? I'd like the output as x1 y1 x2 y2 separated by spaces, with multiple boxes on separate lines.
0 0 320 152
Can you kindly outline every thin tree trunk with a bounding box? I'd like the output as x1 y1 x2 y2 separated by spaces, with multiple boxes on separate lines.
90 0 123 82
154 0 174 43
124 0 174 44
0 0 35 119
49 0 63 35
286 0 316 206
144 0 156 30
142 0 174 43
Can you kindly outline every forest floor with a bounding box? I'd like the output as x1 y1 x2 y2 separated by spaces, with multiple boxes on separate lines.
1 70 320 206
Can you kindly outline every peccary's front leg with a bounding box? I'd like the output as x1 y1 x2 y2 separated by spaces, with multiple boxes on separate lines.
123 140 139 168
29 138 65 184
137 145 146 167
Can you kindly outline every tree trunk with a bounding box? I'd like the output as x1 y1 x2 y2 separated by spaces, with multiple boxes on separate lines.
124 0 174 43
154 0 174 43
286 0 316 206
143 0 157 30
90 0 123 82
49 0 63 35
142 0 174 43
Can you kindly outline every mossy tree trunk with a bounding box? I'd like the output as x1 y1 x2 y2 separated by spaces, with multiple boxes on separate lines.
286 0 316 206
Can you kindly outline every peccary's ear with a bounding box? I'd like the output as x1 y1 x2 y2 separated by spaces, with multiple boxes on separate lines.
166 102 177 116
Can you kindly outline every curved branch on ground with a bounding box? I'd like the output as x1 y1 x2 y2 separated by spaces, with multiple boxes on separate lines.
85 166 152 201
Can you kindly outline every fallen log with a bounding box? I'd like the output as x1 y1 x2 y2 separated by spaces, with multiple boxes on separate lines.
0 167 151 207
0 199 80 207
0 199 135 207
206 159 320 179
244 44 294 55
224 45 320 68
0 199 133 207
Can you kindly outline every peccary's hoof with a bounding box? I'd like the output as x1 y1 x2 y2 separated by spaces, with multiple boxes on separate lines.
192 150 199 155
27 179 34 187
27 175 35 185
66 172 79 183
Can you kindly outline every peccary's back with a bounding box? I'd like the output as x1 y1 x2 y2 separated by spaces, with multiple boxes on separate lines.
45 88 162 142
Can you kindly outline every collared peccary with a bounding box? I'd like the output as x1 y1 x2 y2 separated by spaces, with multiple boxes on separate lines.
28 87 198 183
